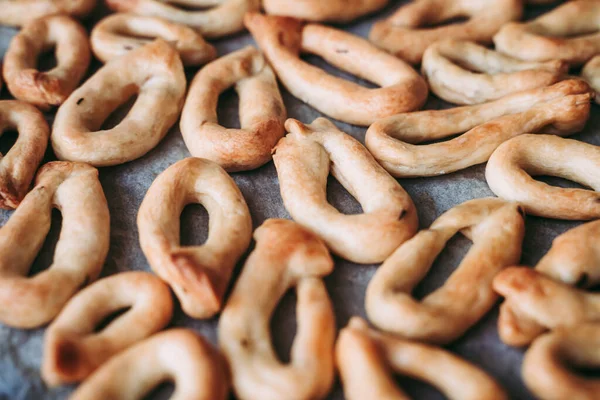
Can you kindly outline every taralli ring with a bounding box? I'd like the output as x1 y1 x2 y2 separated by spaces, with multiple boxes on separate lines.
263 0 389 23
0 100 49 209
219 219 336 400
486 134 600 220
180 46 286 171
366 198 524 344
138 157 252 319
69 329 231 400
105 0 261 39
3 15 90 109
336 317 509 400
422 39 567 105
0 0 96 26
42 272 173 386
582 55 600 105
273 118 418 264
245 13 428 126
52 39 186 167
0 162 110 329
366 79 592 178
90 13 216 66
370 0 522 64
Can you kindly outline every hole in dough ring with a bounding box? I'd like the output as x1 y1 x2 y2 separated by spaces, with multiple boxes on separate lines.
273 118 418 264
3 15 91 109
219 219 336 400
0 0 96 27
180 46 286 172
486 134 600 220
69 328 231 400
51 39 186 167
366 79 593 178
263 0 389 23
582 55 600 105
105 0 261 39
0 100 49 209
369 0 522 64
0 161 110 329
245 13 428 126
366 198 525 344
421 39 568 105
336 317 509 400
137 157 252 319
91 13 217 66
42 271 173 386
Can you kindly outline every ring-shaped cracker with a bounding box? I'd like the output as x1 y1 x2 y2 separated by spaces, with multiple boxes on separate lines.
0 161 110 328
180 46 286 172
0 0 96 26
3 15 91 109
369 0 522 64
422 39 567 105
337 317 509 400
366 79 592 178
137 157 252 319
263 0 389 23
51 39 186 167
105 0 260 39
0 100 49 209
91 13 216 66
245 13 428 126
273 118 418 264
42 271 173 386
486 134 600 220
365 198 525 344
70 329 230 400
219 219 336 400
582 55 600 105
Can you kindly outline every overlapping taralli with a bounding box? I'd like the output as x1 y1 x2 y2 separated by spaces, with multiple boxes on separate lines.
0 0 96 26
369 0 522 64
582 55 600 105
180 46 286 171
105 0 260 38
137 158 252 319
0 100 49 209
366 79 592 178
336 317 509 400
3 15 90 109
219 219 336 400
245 13 428 126
273 118 418 264
69 329 231 400
42 272 173 386
90 13 216 66
262 0 389 22
0 162 110 329
486 134 600 220
366 198 525 344
51 40 186 167
422 39 567 105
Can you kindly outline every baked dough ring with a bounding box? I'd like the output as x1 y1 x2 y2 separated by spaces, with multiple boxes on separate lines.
0 0 96 26
337 317 509 400
52 39 186 167
263 0 389 23
486 134 600 220
366 198 525 344
219 219 336 400
422 39 567 105
137 157 252 319
0 161 110 328
0 100 49 209
582 55 600 105
494 0 600 65
273 118 418 264
245 13 428 126
370 0 522 64
105 0 260 39
522 323 600 400
90 13 216 66
180 46 286 171
42 271 173 386
366 79 593 178
69 329 230 400
3 15 90 109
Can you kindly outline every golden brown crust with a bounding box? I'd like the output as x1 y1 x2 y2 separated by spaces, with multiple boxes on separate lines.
245 13 428 126
0 0 96 26
263 0 389 23
180 46 286 171
582 55 600 105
